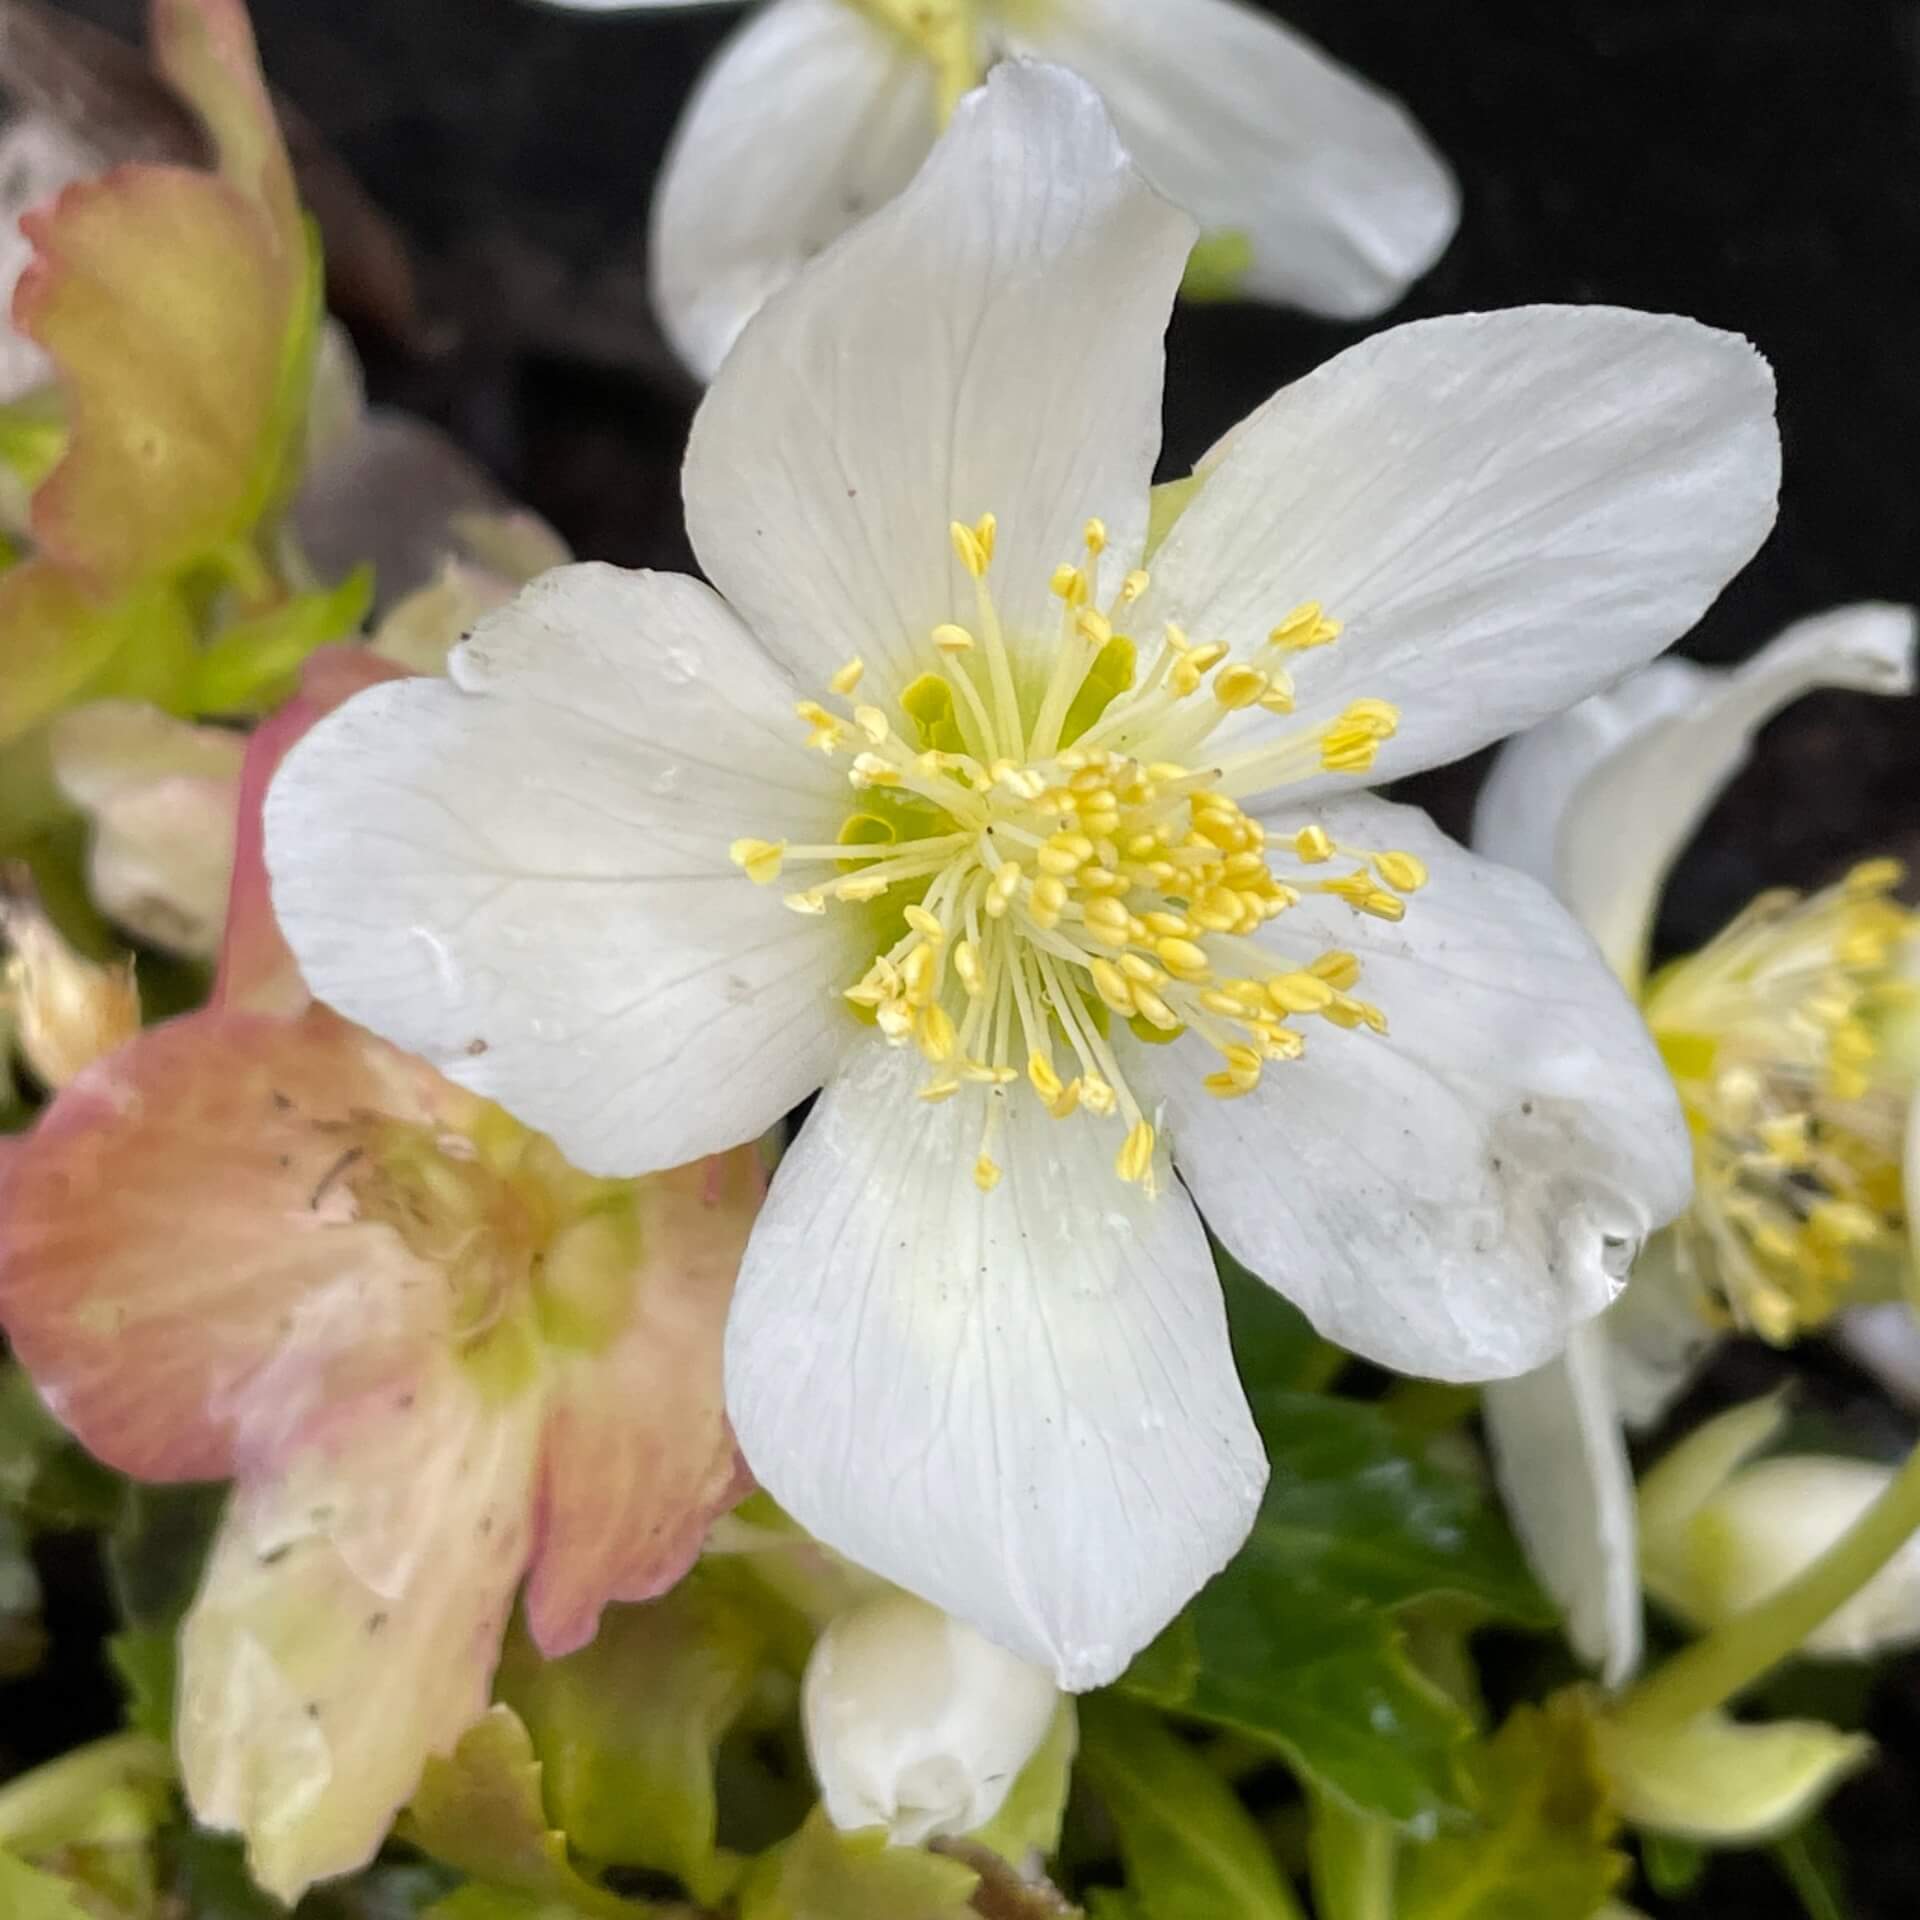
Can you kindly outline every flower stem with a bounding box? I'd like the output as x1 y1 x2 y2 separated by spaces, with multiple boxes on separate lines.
1614 1436 1920 1732
1307 1793 1395 1920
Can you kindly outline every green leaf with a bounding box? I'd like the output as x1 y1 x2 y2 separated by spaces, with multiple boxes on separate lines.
1397 1698 1627 1920
1773 1820 1853 1920
736 1810 978 1920
1638 1833 1706 1896
0 1853 93 1920
1217 1250 1339 1395
1077 1697 1305 1920
496 1577 769 1903
1181 229 1255 302
399 1706 646 1920
107 1482 226 1630
187 563 374 714
1119 1390 1547 1824
107 1627 178 1744
426 1892 592 1920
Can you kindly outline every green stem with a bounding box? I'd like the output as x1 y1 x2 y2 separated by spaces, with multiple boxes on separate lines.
1307 1793 1396 1920
0 1733 172 1849
1615 1438 1920 1731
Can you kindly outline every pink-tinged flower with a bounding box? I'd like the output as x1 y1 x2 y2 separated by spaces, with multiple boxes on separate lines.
0 652 763 1902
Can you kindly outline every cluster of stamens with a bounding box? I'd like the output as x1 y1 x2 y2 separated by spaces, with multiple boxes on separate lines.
731 512 1415 1192
1644 860 1916 1341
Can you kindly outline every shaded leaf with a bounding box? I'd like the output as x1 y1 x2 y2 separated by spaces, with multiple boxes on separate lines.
1398 1697 1627 1920
188 563 374 715
497 1576 768 1903
736 1809 978 1920
1217 1249 1337 1395
1772 1819 1853 1920
1120 1389 1546 1823
399 1706 644 1920
969 1701 1077 1866
1077 1697 1304 1920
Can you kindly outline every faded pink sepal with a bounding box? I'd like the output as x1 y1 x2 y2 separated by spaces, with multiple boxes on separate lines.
0 1002 450 1480
178 1346 543 1903
217 646 406 1016
521 1146 765 1657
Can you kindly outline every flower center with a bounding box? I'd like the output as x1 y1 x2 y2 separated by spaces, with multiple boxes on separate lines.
734 514 1421 1192
847 0 983 119
340 1106 640 1362
1645 860 1916 1341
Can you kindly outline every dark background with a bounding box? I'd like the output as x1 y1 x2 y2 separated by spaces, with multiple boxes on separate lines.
36 2 1920 1913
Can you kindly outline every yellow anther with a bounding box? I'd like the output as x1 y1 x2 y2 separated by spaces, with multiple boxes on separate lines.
1293 825 1334 863
850 753 901 788
1118 953 1165 987
973 513 996 564
1049 1080 1083 1119
835 873 890 903
1205 1071 1256 1099
1027 1051 1064 1102
933 622 976 653
904 904 946 943
1156 937 1212 981
1089 958 1136 1013
951 520 989 577
1213 664 1269 710
1360 891 1407 922
784 890 827 916
1143 910 1194 938
876 999 914 1041
1267 971 1335 1014
1038 834 1093 876
1845 858 1904 894
986 860 1024 918
919 1078 962 1103
916 1002 958 1062
1116 1121 1155 1184
1374 851 1429 893
1312 950 1361 990
795 699 849 752
952 939 984 997
1132 987 1181 1031
830 657 866 695
974 1154 1002 1193
1083 518 1108 555
854 705 891 744
1076 608 1114 649
1080 1076 1117 1117
729 837 786 885
1031 874 1069 927
1268 601 1342 650
1221 1043 1263 1088
901 943 937 1005
1052 563 1089 605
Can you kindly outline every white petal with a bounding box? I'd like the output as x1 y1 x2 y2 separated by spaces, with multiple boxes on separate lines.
1136 793 1692 1381
1603 1229 1721 1430
652 0 936 382
685 61 1193 700
1474 603 1917 983
1006 0 1457 317
266 563 865 1177
1132 307 1779 794
1482 1322 1641 1686
725 1040 1266 1689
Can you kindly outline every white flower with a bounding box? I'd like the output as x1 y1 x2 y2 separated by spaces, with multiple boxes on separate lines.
563 0 1458 378
1479 602 1919 1684
266 64 1776 1686
1638 1397 1920 1658
803 1589 1062 1844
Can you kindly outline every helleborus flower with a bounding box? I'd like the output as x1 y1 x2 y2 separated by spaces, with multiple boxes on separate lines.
803 1588 1062 1845
266 65 1778 1685
0 659 763 1902
0 879 139 1090
48 701 247 959
1638 1396 1920 1658
1479 601 1919 1684
590 0 1458 378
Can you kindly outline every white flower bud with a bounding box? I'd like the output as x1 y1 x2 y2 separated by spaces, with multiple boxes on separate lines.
1640 1397 1920 1657
802 1590 1059 1846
